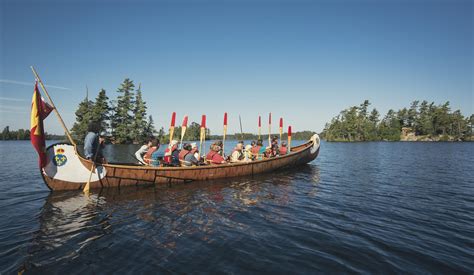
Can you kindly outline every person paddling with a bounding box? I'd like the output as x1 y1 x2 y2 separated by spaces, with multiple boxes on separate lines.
135 138 154 165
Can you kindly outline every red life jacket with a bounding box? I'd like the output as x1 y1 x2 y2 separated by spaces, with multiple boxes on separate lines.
251 146 261 155
210 153 225 164
206 151 217 160
163 148 171 163
279 146 287 155
144 147 158 164
179 149 189 160
164 145 177 163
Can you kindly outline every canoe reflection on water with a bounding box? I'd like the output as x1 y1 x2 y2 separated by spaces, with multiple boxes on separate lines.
21 164 320 273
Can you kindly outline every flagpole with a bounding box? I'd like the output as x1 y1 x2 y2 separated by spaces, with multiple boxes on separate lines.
30 66 76 146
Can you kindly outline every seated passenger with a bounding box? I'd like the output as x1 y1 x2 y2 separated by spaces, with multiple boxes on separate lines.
179 143 190 161
264 146 273 158
135 138 154 164
206 145 226 164
150 150 161 166
182 144 199 166
190 143 200 161
230 143 245 163
251 139 263 156
143 139 160 165
279 141 288 155
164 140 180 166
244 144 254 161
271 135 279 156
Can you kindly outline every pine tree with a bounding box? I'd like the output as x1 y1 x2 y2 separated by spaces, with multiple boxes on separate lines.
131 84 148 142
91 89 110 133
142 115 157 141
71 92 94 143
112 79 135 143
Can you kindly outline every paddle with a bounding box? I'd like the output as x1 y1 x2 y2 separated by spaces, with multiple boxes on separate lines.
239 115 243 141
268 112 272 146
288 126 292 152
83 137 102 194
199 115 206 155
279 117 283 142
180 115 188 149
222 112 227 156
169 112 176 143
258 115 261 140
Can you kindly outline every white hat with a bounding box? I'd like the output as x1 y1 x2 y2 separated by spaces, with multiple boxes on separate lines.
245 144 252 151
191 142 197 148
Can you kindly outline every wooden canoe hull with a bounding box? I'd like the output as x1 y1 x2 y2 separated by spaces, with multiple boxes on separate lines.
42 134 321 191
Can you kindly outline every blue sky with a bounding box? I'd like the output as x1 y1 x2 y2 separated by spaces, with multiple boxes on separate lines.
1 0 472 135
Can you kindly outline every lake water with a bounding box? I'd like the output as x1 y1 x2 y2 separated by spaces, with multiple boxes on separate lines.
0 140 473 273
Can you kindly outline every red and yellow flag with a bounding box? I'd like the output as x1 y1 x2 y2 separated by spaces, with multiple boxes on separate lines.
30 81 53 168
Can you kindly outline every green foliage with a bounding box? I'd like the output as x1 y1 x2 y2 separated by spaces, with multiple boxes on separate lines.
71 95 93 143
1 126 64 140
131 84 149 143
111 79 135 143
142 115 157 143
91 89 110 132
322 100 473 141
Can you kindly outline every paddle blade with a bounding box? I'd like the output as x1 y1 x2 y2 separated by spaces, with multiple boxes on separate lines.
269 113 272 124
201 115 206 128
258 116 261 127
182 115 188 127
223 112 227 126
170 112 176 127
288 126 292 137
280 117 283 128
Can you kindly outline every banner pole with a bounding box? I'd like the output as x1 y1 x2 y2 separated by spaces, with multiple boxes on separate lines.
30 66 76 146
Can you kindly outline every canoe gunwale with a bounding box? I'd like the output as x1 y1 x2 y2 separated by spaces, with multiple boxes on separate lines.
75 138 315 171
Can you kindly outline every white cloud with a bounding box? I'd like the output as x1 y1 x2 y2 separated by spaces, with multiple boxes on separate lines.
0 79 71 91
0 97 27 102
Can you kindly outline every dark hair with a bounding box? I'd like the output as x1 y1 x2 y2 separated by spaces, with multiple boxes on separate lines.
251 141 256 146
87 121 100 132
145 137 155 144
151 139 160 147
257 139 263 146
184 143 192 151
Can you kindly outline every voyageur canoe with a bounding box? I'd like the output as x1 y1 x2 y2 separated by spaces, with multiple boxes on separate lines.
41 134 321 191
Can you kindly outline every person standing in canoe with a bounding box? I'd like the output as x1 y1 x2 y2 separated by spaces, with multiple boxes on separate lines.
84 122 105 161
134 138 155 165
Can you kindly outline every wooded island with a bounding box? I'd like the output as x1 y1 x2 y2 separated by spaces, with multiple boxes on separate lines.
321 100 473 142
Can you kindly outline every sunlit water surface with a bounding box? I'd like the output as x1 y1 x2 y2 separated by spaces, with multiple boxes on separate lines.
0 141 473 273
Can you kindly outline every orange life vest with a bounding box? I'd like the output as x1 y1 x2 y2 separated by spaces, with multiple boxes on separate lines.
144 147 158 164
179 149 189 160
251 146 261 155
